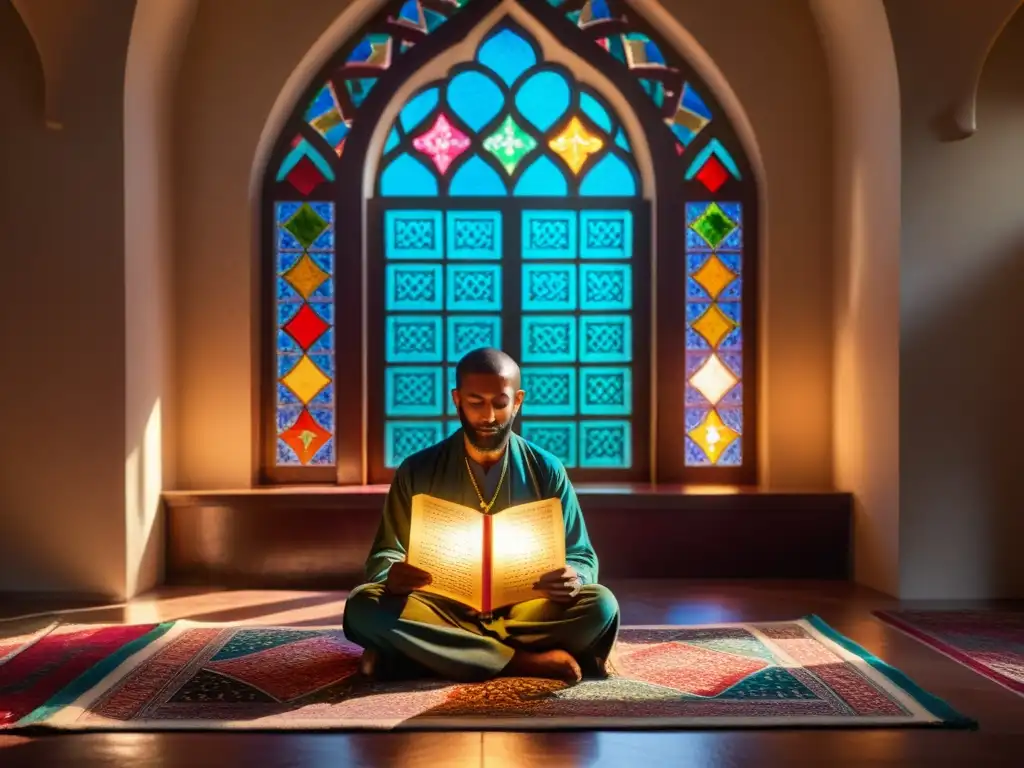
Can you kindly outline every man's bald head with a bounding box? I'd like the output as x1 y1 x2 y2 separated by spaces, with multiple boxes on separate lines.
455 347 521 390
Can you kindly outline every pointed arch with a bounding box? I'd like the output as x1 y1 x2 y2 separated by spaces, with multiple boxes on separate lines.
259 0 760 485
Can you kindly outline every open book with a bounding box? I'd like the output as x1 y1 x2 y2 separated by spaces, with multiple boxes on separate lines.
406 494 566 614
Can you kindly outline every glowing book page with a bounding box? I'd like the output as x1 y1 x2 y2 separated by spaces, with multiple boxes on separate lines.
407 494 484 612
490 498 565 611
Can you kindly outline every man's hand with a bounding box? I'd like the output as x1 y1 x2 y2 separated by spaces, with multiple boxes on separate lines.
534 565 582 604
385 561 432 596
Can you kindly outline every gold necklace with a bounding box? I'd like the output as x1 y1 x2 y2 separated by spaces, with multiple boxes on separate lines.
465 450 509 513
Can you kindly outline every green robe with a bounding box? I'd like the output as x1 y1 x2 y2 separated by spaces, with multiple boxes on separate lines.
343 430 618 682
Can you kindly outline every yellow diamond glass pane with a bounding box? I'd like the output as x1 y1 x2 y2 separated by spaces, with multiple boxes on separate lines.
692 256 736 300
282 355 330 403
688 409 739 464
283 254 330 299
692 304 737 348
549 116 604 175
689 354 738 405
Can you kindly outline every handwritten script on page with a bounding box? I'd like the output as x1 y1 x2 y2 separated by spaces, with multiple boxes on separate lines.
408 495 483 610
490 498 565 609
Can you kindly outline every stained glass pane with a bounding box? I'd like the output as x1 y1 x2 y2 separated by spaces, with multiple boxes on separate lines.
385 210 443 259
522 211 576 259
446 264 502 311
580 367 631 415
667 82 712 147
580 315 631 363
275 201 335 467
522 316 577 363
579 92 612 133
580 420 631 468
447 316 502 361
685 202 744 466
413 113 471 174
385 366 444 416
580 264 631 310
522 367 577 416
580 210 632 259
477 28 537 86
304 84 349 156
381 153 438 196
685 138 741 181
385 421 444 467
521 421 577 467
385 264 443 311
277 137 335 197
550 116 603 174
514 156 568 197
449 155 507 196
522 264 577 311
516 71 571 132
448 70 504 132
579 153 636 196
446 211 502 259
399 87 439 134
483 115 538 175
386 315 443 362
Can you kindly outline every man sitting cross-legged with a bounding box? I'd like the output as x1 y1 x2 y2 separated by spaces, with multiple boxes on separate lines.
342 347 619 683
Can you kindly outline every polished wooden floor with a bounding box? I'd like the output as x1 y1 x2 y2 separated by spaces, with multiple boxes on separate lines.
1 580 1022 767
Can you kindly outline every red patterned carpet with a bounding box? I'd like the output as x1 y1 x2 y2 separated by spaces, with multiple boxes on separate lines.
2 617 970 731
876 610 1024 697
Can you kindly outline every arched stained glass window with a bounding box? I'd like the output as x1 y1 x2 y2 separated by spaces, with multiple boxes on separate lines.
261 0 758 486
370 23 648 480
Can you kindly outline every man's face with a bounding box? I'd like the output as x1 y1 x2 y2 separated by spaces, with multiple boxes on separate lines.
453 372 525 453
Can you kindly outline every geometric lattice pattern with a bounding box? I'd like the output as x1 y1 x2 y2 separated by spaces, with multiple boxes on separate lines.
519 209 634 469
685 201 743 466
275 201 335 466
16 619 964 730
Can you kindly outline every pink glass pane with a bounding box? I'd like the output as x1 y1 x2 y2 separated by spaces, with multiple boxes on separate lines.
412 113 471 175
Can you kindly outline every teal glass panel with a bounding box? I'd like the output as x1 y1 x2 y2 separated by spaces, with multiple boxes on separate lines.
522 211 576 259
580 264 631 310
447 70 504 132
447 365 458 415
385 366 444 416
447 315 501 362
446 264 502 311
386 315 443 362
580 366 631 415
381 153 438 196
580 210 632 259
477 28 537 87
522 316 577 363
580 153 636 197
385 421 444 467
384 127 401 154
579 92 612 134
615 128 632 152
685 138 741 181
446 211 502 259
522 264 577 311
399 87 439 133
385 210 443 259
449 155 507 196
447 420 462 437
521 421 577 467
580 420 631 468
521 367 577 416
515 71 570 132
385 264 443 311
347 77 378 109
580 315 631 363
513 156 568 197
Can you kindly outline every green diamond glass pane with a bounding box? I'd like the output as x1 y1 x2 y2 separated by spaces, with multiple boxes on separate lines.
691 203 737 249
482 115 538 175
284 204 329 249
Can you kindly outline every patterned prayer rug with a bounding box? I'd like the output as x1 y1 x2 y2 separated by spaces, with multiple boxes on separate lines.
876 609 1024 697
6 616 971 731
0 622 159 727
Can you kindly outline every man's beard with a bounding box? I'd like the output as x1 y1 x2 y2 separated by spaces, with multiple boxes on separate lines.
458 405 516 453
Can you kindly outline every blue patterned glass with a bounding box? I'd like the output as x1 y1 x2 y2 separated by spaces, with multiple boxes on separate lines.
515 70 571 132
447 316 501 362
447 70 504 132
579 92 613 133
522 211 577 259
446 264 502 311
522 264 577 311
580 315 631 363
580 367 631 415
385 264 443 311
580 420 631 468
385 210 443 259
580 210 632 259
381 153 438 196
385 421 444 467
385 366 444 416
386 316 443 362
522 316 577 363
521 421 577 467
399 87 439 133
522 367 577 416
579 264 631 311
446 211 502 259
